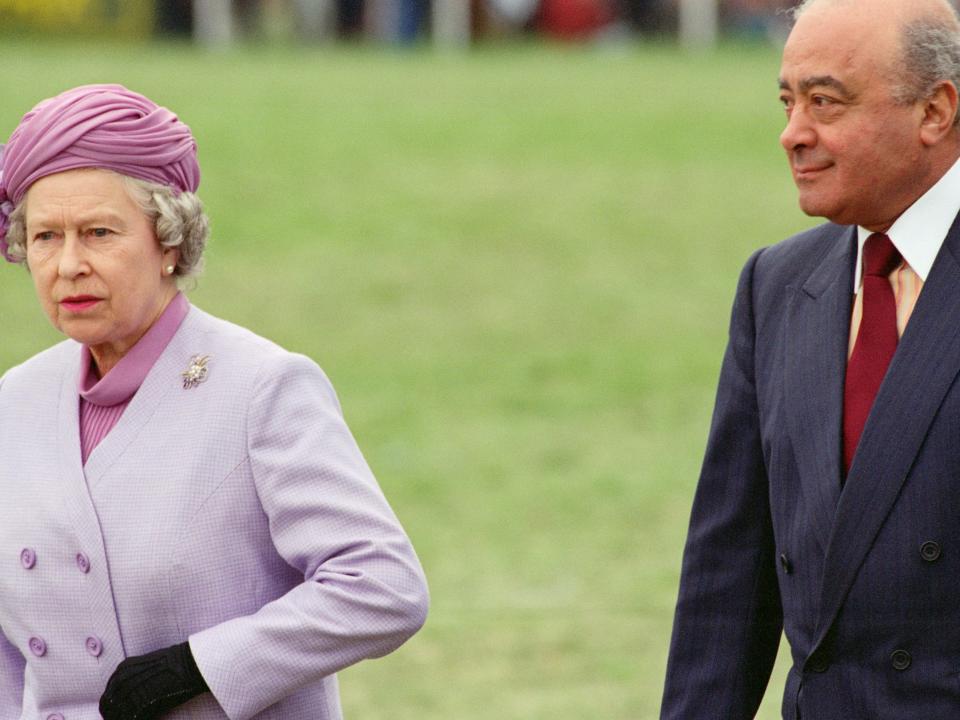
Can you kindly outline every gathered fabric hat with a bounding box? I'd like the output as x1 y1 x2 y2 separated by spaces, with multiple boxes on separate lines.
0 83 200 262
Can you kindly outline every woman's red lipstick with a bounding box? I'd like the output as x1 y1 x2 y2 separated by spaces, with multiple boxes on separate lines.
61 295 101 312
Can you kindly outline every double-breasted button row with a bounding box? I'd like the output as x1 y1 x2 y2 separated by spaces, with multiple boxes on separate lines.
802 649 913 673
783 543 942 570
18 548 91 573
27 636 104 659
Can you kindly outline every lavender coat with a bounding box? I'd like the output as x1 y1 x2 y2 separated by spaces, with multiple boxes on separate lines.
0 306 429 720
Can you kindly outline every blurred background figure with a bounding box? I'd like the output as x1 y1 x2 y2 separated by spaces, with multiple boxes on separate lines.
724 0 792 41
28 0 801 47
289 0 337 41
486 0 540 28
156 0 193 33
537 0 616 40
616 0 669 34
365 0 430 45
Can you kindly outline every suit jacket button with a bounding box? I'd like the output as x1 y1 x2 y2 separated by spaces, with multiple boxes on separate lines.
808 653 828 673
28 637 46 657
779 553 793 574
20 548 36 570
920 541 941 562
891 649 912 671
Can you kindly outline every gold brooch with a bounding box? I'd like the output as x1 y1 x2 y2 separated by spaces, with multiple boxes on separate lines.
181 354 211 389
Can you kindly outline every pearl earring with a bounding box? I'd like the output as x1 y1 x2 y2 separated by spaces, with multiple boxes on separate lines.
165 265 176 275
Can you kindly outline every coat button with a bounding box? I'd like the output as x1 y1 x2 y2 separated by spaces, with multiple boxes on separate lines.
20 548 36 570
75 553 91 574
85 636 103 658
779 553 793 574
28 636 47 657
920 541 941 562
891 649 912 671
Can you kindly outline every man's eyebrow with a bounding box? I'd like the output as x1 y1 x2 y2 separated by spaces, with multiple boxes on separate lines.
778 75 854 98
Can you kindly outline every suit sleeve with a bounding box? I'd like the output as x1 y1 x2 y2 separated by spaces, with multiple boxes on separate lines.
188 353 429 720
660 249 783 720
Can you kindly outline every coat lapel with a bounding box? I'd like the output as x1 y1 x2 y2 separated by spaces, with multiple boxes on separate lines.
784 226 856 553
82 308 198 487
813 214 960 646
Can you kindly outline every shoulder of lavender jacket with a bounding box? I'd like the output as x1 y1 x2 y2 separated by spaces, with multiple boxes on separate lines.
0 306 429 720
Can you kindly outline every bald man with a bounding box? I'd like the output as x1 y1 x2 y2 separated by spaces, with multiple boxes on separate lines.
661 1 960 718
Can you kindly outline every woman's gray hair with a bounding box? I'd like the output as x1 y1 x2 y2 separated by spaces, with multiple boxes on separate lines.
120 174 209 278
4 171 210 278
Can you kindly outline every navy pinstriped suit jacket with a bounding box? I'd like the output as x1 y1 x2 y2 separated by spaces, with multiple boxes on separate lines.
662 214 960 719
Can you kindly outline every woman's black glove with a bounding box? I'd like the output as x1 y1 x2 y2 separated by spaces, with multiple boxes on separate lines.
99 641 209 720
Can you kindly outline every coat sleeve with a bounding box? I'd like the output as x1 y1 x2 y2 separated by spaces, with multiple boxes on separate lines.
188 352 429 720
660 249 783 720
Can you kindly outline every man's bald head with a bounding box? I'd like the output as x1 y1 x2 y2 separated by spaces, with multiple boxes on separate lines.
792 0 960 114
792 0 959 23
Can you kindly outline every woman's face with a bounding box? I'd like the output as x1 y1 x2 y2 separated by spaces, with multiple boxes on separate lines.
24 168 179 373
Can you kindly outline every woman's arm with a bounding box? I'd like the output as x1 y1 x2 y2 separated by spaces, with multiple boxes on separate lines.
187 352 429 720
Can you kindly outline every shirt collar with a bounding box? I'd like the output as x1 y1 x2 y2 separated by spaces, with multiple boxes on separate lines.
855 155 960 289
78 292 190 407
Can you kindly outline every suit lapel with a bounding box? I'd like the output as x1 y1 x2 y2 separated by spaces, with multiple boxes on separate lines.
814 214 960 646
784 226 855 553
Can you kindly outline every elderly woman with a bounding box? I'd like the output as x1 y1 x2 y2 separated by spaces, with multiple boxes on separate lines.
0 84 429 720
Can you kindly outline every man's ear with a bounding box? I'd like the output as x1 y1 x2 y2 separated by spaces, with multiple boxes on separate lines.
920 80 959 146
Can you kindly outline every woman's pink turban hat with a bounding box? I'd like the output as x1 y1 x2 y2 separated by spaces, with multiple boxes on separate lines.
0 84 200 262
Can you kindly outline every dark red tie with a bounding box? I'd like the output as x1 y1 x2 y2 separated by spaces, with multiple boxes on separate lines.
843 233 902 473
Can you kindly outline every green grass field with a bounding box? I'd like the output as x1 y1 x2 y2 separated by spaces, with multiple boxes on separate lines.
0 38 819 719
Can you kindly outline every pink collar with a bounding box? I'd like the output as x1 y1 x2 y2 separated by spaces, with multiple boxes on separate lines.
78 293 190 407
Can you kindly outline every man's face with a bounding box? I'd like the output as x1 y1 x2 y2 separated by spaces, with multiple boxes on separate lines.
778 6 929 230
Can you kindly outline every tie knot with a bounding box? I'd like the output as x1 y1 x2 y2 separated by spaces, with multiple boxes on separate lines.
863 233 901 277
